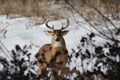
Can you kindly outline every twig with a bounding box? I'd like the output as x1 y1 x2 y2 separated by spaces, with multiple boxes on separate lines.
67 2 112 39
94 8 118 30
103 17 115 39
66 2 120 42
0 41 11 60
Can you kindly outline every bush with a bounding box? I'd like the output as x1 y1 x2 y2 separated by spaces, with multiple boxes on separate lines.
68 32 120 80
0 45 37 80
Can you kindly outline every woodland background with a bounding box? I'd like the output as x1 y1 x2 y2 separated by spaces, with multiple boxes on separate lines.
0 0 120 80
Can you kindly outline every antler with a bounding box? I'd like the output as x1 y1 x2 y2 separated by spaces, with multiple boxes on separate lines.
45 19 54 30
60 19 70 30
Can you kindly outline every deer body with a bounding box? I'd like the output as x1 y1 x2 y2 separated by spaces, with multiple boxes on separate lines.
36 19 69 79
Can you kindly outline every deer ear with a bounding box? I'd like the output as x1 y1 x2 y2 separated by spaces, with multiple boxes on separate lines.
44 30 53 36
62 30 69 35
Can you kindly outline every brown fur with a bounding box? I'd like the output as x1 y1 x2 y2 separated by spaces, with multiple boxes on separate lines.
36 43 69 77
36 19 69 80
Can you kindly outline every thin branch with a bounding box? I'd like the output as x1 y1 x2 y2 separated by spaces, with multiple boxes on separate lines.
0 41 11 60
67 2 113 40
70 8 92 32
103 17 115 39
94 8 118 30
66 2 120 42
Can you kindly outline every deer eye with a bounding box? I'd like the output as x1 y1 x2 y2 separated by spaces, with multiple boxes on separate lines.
57 33 62 36
59 33 62 36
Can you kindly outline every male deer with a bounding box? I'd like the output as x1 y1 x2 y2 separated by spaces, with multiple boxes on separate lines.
36 19 70 79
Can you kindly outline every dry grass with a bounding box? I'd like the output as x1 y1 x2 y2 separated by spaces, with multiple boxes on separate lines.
0 0 64 20
0 0 120 21
72 0 120 21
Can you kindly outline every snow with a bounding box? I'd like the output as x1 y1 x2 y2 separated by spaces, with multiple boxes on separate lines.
0 15 120 78
0 16 90 52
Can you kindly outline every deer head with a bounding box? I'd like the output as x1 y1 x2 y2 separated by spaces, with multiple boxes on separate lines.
44 19 70 48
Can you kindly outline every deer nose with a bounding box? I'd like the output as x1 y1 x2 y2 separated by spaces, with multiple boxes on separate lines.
55 38 60 41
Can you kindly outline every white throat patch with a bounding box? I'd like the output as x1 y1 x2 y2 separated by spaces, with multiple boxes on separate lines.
54 42 62 47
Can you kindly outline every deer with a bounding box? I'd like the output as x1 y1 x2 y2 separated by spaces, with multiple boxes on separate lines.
36 19 70 79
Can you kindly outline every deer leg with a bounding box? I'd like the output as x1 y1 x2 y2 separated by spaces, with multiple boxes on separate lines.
36 63 42 78
36 63 47 78
50 72 58 80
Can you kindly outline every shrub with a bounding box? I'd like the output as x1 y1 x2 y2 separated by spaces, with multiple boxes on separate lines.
0 45 37 80
68 32 120 80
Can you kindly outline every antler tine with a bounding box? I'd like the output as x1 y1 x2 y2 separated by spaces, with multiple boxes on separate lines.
45 19 54 30
60 19 70 30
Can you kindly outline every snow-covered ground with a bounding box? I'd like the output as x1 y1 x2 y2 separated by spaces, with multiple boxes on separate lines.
0 15 107 51
0 15 91 56
0 15 120 79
